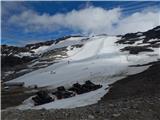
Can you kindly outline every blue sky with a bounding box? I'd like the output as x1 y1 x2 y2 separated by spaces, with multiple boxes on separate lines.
1 1 160 46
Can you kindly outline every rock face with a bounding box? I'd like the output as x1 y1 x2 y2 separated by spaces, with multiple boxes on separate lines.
32 81 102 106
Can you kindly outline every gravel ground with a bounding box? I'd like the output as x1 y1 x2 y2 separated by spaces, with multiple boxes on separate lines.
2 61 160 120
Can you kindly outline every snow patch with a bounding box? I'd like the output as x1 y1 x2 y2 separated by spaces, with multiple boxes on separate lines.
31 46 50 54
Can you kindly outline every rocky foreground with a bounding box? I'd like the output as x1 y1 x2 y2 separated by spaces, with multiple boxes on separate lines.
2 61 160 120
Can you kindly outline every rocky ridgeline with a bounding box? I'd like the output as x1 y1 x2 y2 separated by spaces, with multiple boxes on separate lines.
1 35 85 82
25 35 82 50
32 80 102 106
116 26 160 54
1 35 82 68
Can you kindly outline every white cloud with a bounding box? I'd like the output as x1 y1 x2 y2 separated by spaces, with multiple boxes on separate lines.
64 7 121 34
8 6 160 35
114 11 160 34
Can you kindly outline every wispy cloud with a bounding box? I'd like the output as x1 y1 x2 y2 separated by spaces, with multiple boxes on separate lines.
114 10 160 34
2 2 26 19
5 5 160 35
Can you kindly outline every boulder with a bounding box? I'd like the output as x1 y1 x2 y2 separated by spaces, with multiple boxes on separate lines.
32 90 53 106
52 91 63 99
68 83 85 94
73 83 81 88
62 91 75 98
82 80 102 91
57 86 65 91
53 90 75 99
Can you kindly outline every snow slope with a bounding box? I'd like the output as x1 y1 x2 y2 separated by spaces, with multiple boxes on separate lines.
7 36 128 87
6 35 160 109
68 36 104 61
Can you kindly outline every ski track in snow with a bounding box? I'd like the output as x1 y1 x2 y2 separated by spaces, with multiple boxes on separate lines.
6 36 160 110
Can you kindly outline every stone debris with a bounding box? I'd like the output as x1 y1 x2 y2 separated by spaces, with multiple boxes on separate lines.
32 80 102 106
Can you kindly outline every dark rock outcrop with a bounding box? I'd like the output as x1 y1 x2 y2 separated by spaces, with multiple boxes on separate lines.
32 90 54 106
116 26 160 45
1 56 36 68
52 90 75 100
120 46 154 54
